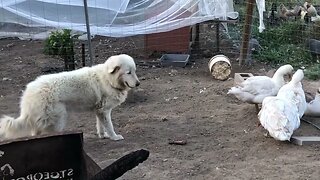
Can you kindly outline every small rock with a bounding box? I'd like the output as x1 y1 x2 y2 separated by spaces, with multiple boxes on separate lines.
199 87 206 94
161 117 168 121
2 77 12 81
6 43 14 48
140 77 146 80
171 69 178 74
135 88 145 92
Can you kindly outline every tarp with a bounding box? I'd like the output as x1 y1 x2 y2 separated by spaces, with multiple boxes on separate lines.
0 0 240 39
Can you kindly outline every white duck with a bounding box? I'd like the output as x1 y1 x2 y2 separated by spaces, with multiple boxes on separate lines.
258 69 307 141
304 88 320 116
228 64 294 112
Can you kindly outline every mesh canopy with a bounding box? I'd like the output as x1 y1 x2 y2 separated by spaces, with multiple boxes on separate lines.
0 0 267 39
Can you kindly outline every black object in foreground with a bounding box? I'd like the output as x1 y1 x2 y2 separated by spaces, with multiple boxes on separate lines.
91 149 150 180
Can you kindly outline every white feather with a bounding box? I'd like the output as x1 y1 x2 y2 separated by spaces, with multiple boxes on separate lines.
258 69 307 141
228 64 294 104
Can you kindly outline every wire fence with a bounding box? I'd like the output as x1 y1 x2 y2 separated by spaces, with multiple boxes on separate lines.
0 0 319 79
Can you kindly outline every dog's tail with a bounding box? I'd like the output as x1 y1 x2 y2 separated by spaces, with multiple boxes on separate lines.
0 115 30 139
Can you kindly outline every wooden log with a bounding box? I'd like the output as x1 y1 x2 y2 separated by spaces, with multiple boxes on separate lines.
91 149 149 180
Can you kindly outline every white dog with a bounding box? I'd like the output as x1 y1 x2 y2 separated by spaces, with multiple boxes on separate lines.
0 54 140 140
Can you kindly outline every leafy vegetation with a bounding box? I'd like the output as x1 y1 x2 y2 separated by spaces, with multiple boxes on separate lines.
44 29 75 70
252 20 319 80
305 64 320 80
231 1 320 80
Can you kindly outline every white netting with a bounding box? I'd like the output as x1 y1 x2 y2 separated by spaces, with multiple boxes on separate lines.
0 0 241 39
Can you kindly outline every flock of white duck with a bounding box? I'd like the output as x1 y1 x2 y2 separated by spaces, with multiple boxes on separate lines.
228 64 320 141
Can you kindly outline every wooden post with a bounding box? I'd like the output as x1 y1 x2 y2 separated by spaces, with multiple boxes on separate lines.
239 0 255 66
194 24 200 54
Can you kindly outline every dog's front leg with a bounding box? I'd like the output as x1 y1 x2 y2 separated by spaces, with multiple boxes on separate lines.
96 109 124 140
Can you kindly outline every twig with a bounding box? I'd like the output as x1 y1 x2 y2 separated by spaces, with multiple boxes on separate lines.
168 140 187 145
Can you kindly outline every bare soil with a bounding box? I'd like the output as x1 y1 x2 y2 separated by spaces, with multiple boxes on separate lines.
1 37 320 180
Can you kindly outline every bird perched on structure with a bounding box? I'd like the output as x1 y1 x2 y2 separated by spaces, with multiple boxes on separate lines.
228 64 294 113
258 69 307 141
279 4 302 19
302 2 320 22
304 2 318 16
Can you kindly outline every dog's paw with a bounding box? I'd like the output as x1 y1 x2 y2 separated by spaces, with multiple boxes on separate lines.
97 131 110 139
98 134 104 139
97 133 106 139
110 134 124 141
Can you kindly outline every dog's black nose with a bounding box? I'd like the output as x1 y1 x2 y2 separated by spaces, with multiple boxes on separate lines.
136 81 140 87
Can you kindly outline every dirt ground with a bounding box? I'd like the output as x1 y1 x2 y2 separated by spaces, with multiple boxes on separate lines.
1 37 320 180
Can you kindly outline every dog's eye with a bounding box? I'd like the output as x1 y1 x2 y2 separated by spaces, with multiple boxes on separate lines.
127 72 131 74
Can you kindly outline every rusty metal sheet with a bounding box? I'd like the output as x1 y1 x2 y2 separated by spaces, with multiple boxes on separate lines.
0 131 91 180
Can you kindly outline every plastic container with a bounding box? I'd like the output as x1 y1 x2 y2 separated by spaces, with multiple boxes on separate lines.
160 54 190 67
208 54 232 80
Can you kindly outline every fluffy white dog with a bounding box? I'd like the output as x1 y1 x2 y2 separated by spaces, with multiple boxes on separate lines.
0 54 140 140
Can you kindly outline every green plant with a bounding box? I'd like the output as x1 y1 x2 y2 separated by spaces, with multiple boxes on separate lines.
252 21 313 67
230 2 320 80
305 64 320 80
44 29 75 70
250 20 320 79
254 21 307 44
311 21 320 40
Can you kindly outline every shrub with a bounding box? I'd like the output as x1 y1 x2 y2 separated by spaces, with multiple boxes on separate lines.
44 29 75 70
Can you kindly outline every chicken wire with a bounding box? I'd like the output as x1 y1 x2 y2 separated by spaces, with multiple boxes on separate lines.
0 0 265 39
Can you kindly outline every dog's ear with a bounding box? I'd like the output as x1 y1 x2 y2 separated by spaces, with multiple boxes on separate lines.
108 66 121 74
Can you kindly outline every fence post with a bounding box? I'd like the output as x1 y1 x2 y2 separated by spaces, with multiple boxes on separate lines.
239 0 255 66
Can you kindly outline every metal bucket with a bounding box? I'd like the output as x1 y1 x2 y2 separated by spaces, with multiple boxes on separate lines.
208 54 232 81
